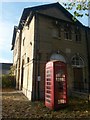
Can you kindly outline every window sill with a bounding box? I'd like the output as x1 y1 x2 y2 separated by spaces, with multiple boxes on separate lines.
75 41 81 44
53 36 61 40
65 39 72 41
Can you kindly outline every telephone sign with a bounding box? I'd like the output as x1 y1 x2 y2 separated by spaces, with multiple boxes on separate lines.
45 60 67 110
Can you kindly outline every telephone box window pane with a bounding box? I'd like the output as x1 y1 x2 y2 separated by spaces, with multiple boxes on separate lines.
46 86 51 89
46 70 51 78
47 78 51 81
46 99 51 103
46 95 50 98
58 82 64 92
46 90 51 94
47 82 51 85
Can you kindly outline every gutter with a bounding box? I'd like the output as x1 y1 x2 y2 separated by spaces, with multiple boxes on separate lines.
32 13 38 101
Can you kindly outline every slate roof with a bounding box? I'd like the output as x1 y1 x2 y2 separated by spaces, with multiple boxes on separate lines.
11 26 18 50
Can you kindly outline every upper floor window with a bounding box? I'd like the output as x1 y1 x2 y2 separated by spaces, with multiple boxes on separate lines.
64 24 72 41
22 59 24 65
27 57 30 63
23 37 25 46
75 27 81 43
52 27 61 39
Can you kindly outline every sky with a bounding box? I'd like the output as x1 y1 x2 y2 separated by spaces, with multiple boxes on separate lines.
0 0 89 63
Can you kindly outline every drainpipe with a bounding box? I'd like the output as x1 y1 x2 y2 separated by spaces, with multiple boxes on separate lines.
36 13 41 100
85 28 90 99
18 29 22 90
33 16 37 101
37 52 40 100
33 13 40 100
18 30 22 90
36 14 40 100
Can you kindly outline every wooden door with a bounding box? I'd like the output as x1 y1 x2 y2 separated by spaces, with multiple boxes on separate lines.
73 68 84 92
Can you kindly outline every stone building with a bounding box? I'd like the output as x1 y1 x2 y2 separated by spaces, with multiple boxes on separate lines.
11 2 89 101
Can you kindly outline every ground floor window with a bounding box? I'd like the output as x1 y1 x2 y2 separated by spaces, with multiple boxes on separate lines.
71 54 84 67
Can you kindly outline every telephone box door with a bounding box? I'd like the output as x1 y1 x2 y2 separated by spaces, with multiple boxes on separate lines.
54 61 67 109
45 61 67 110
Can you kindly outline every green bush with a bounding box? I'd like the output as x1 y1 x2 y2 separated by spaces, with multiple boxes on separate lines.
2 74 16 88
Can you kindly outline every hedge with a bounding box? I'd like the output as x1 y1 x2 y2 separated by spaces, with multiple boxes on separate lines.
2 74 16 88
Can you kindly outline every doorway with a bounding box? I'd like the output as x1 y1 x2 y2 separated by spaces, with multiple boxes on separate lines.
73 68 84 92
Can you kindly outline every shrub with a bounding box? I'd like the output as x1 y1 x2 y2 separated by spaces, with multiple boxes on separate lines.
2 74 16 88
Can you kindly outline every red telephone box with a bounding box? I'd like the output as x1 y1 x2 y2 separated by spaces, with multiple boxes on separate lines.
45 60 67 110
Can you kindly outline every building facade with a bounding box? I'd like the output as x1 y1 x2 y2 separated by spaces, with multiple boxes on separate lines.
0 63 13 75
11 3 89 101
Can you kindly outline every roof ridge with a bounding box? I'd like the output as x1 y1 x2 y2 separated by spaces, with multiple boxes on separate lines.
24 2 59 10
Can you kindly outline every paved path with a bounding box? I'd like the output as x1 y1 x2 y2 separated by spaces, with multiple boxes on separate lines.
2 90 22 94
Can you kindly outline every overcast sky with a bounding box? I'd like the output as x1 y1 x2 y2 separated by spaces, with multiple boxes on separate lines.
0 0 89 63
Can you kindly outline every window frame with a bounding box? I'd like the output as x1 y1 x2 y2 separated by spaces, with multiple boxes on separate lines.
71 55 84 67
23 37 25 46
52 23 61 39
64 24 72 41
75 27 81 43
